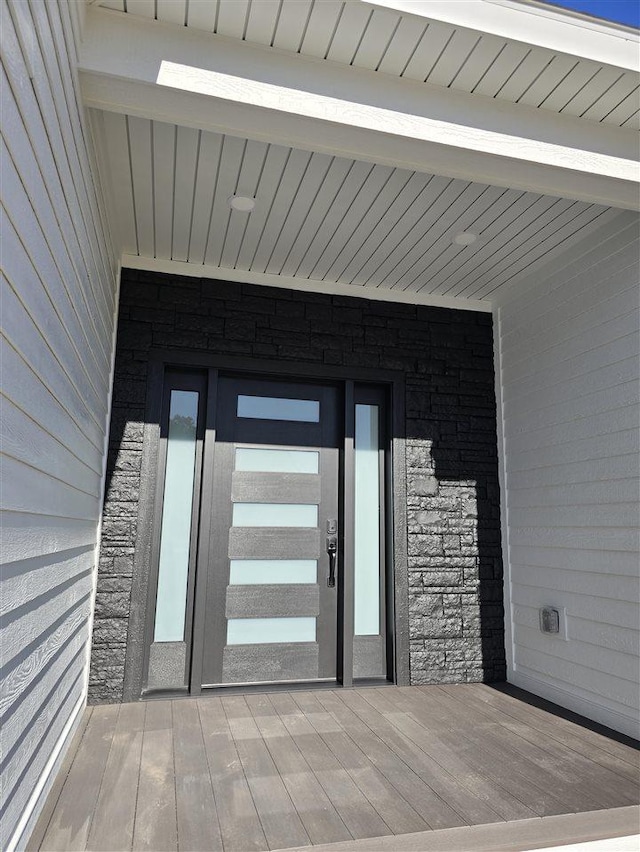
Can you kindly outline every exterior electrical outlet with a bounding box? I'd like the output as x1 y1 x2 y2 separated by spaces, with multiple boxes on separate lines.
540 607 561 634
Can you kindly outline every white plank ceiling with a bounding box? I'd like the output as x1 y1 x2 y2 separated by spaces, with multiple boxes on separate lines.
93 110 621 302
96 0 640 130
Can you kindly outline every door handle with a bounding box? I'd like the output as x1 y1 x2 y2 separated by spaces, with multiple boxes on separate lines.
326 534 337 588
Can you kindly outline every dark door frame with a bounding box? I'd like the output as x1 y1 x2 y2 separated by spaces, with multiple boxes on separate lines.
121 349 409 702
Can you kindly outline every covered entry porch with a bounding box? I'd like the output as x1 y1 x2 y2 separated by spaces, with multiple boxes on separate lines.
29 684 639 852
2 0 638 849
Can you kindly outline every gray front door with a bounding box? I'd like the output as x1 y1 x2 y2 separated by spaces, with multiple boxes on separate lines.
198 376 341 688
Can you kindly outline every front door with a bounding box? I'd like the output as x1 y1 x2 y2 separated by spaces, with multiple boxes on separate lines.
142 367 390 696
198 376 340 688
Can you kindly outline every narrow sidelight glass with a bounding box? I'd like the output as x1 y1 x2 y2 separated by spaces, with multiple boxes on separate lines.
153 391 199 642
354 404 380 635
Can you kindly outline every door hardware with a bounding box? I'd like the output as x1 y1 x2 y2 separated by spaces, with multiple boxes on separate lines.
327 521 338 588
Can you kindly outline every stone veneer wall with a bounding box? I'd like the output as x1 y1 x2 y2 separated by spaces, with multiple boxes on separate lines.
89 270 505 702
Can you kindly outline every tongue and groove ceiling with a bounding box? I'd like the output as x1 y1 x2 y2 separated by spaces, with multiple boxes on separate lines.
93 111 622 303
97 0 640 129
89 1 638 304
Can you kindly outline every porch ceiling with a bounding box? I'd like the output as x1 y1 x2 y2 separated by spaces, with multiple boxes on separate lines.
91 108 631 307
95 0 640 130
84 1 638 306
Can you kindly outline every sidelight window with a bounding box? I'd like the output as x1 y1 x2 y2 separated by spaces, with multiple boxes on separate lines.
153 390 199 642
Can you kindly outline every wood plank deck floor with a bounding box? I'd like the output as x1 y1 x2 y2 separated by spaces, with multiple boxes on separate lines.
30 685 639 852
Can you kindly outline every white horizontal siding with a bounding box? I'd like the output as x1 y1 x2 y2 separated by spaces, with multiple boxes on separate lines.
0 1 117 849
513 564 639 601
498 220 640 738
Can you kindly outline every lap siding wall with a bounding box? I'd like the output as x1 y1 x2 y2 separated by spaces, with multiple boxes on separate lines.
498 223 640 739
1 1 117 845
90 270 505 702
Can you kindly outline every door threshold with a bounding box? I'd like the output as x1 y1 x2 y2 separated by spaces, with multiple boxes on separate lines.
142 678 395 700
200 679 338 696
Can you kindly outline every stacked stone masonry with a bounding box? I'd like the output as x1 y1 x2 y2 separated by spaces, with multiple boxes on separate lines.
90 271 505 702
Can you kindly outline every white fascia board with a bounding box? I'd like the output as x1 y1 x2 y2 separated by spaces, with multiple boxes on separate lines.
121 255 493 313
79 7 640 210
369 0 640 71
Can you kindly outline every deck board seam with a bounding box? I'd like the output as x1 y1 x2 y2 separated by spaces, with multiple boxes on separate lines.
436 684 638 808
316 690 431 831
354 688 505 823
289 691 396 835
193 697 225 851
326 689 466 830
169 701 179 852
245 692 354 846
29 705 93 851
394 686 574 816
473 684 640 773
430 685 617 812
290 690 415 835
221 694 310 851
264 691 370 843
338 688 475 824
338 688 488 827
128 700 148 852
364 687 539 821
84 703 122 850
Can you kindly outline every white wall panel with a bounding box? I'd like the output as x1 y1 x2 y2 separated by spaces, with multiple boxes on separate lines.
498 221 640 739
0 1 117 848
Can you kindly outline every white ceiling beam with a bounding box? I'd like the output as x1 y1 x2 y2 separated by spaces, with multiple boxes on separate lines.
369 0 640 71
79 7 640 211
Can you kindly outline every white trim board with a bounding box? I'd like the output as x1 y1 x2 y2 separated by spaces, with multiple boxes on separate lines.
282 807 640 851
120 255 493 313
5 694 85 852
79 8 640 211
493 307 516 676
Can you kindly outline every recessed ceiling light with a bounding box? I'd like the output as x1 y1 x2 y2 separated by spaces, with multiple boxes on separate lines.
228 195 256 212
452 231 478 246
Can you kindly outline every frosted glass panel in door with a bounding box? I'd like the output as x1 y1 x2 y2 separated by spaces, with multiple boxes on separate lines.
227 617 316 644
232 503 318 527
354 404 380 636
229 560 317 584
154 391 199 641
235 448 319 473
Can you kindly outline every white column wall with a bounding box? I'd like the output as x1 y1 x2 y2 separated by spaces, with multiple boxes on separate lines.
497 218 640 739
0 1 118 848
